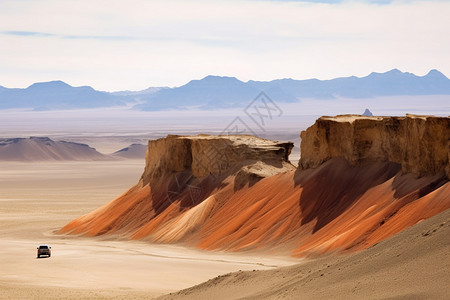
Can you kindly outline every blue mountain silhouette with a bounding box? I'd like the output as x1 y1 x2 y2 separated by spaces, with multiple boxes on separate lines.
1 69 449 110
136 69 450 110
0 80 127 110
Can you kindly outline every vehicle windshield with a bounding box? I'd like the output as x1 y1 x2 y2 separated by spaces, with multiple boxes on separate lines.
39 245 49 249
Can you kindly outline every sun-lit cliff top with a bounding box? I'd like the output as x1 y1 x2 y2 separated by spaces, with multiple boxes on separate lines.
300 114 450 178
320 114 448 123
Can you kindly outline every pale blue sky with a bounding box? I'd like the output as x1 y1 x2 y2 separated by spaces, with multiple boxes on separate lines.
0 0 449 91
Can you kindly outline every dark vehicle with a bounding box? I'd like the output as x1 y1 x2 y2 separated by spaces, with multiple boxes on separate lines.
37 245 51 258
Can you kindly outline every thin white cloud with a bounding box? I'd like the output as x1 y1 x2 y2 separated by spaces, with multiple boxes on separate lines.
0 0 449 91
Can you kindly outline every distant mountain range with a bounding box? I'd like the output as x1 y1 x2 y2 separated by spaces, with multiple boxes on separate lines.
0 81 130 110
0 137 109 161
112 143 147 159
1 69 449 111
0 137 146 161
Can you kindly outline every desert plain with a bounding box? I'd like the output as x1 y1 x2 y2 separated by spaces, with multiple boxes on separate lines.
0 111 449 300
0 153 297 299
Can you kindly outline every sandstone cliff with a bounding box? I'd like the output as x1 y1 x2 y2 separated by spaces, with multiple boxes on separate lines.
299 114 450 178
142 134 294 186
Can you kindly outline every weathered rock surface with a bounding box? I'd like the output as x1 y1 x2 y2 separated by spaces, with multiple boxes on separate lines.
142 134 294 185
60 116 450 257
300 114 450 178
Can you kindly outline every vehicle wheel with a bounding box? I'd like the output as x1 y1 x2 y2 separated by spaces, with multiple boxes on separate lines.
37 255 40 258
48 254 51 257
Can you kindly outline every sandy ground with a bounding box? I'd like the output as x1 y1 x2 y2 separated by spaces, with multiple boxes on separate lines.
0 160 296 299
161 208 450 300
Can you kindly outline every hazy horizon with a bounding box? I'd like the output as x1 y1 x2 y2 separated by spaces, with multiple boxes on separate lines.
2 68 449 92
1 0 450 91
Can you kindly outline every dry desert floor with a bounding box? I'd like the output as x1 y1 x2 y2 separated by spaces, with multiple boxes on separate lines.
0 160 297 299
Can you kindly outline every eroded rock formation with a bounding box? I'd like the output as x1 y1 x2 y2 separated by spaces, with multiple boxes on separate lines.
60 115 450 256
142 134 294 185
300 114 450 178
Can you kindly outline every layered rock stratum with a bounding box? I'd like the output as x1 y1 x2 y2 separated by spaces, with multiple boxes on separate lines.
300 114 450 178
61 115 450 256
141 135 294 185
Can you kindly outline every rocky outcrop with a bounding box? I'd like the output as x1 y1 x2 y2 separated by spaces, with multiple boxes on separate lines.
299 114 450 178
59 134 297 241
142 134 294 185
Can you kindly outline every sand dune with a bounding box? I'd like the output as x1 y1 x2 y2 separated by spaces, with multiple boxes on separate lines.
160 207 450 299
0 137 109 161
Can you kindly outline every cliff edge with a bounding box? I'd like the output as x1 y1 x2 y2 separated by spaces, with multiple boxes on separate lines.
142 134 294 186
300 114 450 178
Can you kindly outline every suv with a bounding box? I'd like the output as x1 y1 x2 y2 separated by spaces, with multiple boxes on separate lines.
37 245 51 258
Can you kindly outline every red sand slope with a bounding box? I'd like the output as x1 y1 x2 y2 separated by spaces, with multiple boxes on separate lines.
60 158 450 256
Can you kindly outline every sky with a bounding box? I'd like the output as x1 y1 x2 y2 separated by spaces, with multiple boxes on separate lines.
0 0 449 91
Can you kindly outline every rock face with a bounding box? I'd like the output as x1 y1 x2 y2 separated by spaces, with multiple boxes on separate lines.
142 134 294 185
300 114 450 178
